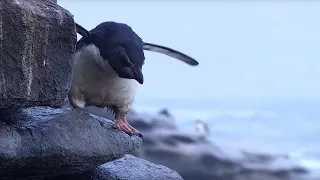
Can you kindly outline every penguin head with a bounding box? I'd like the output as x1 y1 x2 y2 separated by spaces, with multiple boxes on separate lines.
75 21 200 85
100 40 144 84
77 22 145 84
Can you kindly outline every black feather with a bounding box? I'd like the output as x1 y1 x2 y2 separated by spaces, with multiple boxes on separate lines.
74 21 199 81
88 21 145 67
143 42 199 66
75 22 90 38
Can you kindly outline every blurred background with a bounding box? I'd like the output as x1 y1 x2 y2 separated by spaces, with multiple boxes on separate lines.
59 1 320 179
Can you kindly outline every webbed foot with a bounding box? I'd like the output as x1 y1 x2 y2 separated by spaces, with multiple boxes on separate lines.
113 119 143 138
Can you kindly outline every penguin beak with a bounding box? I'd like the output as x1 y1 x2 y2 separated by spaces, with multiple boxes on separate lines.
132 67 144 84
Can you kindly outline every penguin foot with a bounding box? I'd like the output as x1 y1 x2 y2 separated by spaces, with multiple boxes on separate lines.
113 119 142 138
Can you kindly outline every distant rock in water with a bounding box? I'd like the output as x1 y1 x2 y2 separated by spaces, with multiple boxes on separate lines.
158 108 173 118
79 105 312 180
81 155 183 180
128 111 311 180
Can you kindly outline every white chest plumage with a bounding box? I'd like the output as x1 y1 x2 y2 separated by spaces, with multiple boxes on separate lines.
69 44 139 108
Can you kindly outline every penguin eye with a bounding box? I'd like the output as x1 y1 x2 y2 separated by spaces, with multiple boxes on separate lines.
120 49 133 67
121 57 132 67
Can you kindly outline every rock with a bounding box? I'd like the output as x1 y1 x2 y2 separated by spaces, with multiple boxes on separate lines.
0 0 77 109
126 111 311 180
131 129 238 180
59 105 312 179
44 155 183 180
129 112 177 131
87 154 183 180
65 104 115 121
63 104 177 131
0 107 142 180
132 130 310 180
158 108 173 118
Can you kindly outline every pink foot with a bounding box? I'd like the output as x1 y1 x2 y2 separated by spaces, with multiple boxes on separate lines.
113 119 142 138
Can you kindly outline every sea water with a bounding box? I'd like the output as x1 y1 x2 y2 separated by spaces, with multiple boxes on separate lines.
133 98 320 177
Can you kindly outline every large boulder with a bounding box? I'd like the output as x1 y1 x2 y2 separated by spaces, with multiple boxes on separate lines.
92 154 182 180
0 0 77 109
83 154 183 180
0 107 142 180
44 155 183 180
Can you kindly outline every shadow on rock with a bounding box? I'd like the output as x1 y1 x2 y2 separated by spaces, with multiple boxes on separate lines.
44 155 182 180
0 107 142 179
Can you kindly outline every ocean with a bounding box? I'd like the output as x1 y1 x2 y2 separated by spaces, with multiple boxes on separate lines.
133 98 320 177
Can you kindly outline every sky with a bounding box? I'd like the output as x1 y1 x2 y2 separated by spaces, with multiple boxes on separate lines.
58 1 320 102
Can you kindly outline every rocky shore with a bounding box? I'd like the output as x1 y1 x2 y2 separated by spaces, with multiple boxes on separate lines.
0 107 181 180
0 0 182 179
0 0 317 180
82 106 316 180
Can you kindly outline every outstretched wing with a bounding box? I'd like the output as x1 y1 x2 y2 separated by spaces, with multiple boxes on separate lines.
143 42 199 66
75 22 90 38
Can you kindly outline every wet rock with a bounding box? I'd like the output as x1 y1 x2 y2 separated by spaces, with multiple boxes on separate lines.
44 155 183 180
127 111 311 180
128 111 177 131
131 129 238 180
0 107 142 180
0 0 77 109
87 154 183 180
60 105 312 180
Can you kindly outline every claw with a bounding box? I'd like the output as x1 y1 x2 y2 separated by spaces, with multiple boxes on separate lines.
113 119 142 138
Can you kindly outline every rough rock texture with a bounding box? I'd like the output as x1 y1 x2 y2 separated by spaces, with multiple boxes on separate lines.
93 155 182 180
0 0 77 109
0 107 142 180
90 154 183 180
44 155 183 180
81 106 314 180
129 112 311 180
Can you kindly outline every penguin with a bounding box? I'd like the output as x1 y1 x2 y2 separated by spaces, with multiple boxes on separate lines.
68 21 199 137
195 119 209 135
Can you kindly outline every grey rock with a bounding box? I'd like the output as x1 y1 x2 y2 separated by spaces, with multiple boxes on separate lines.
88 154 183 180
128 112 177 131
0 107 142 180
63 103 115 120
0 0 77 109
44 155 183 180
63 103 177 131
132 129 238 180
60 105 313 179
126 112 312 180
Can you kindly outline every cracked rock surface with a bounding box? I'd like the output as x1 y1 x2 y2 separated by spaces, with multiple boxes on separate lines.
0 0 77 109
0 107 142 180
51 155 183 180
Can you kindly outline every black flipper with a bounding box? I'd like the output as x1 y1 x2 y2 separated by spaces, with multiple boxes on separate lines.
143 42 199 66
75 22 91 38
75 22 93 51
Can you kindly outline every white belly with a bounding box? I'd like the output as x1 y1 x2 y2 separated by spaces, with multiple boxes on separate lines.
69 44 139 108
